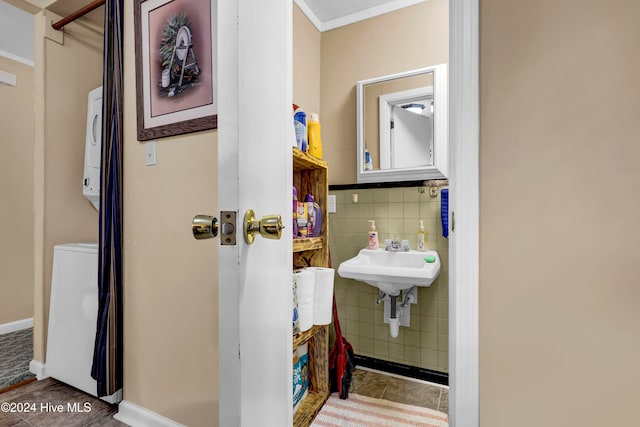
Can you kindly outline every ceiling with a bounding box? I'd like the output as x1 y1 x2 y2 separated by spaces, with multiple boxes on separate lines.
46 0 426 33
296 0 426 31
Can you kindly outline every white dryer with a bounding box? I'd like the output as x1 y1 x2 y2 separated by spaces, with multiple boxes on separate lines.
46 243 121 403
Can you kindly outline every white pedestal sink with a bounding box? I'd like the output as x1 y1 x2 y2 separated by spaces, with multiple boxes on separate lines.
337 248 441 295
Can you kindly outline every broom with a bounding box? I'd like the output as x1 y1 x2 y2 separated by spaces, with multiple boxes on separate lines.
328 251 355 399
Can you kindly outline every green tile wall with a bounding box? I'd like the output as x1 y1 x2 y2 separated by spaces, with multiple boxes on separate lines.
329 186 449 373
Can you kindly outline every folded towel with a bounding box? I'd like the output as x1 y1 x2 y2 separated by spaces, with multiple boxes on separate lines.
441 189 449 238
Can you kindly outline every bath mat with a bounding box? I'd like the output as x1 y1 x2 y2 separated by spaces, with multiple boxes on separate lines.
311 393 449 427
0 328 35 392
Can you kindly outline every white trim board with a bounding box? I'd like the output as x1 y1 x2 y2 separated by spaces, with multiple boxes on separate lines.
114 401 186 427
0 318 33 335
29 360 46 380
0 49 34 67
449 0 480 426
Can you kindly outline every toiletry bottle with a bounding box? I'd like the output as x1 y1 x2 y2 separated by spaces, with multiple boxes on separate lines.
304 194 322 237
296 202 308 238
293 186 299 238
293 104 307 153
307 113 323 159
305 194 315 237
368 220 379 249
417 220 428 251
364 148 373 171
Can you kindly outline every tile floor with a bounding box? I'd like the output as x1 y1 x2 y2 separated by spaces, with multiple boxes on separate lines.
0 368 447 426
349 367 449 414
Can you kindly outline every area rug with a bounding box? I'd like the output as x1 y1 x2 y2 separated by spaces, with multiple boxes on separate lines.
0 328 35 392
311 393 449 427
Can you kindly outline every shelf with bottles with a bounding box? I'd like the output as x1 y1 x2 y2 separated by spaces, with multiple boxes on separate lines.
292 146 330 426
292 147 328 269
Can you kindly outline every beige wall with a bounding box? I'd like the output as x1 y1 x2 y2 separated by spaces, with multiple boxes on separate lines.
480 0 640 425
321 0 448 185
121 2 218 425
0 57 34 325
329 186 449 372
32 13 103 360
293 4 321 115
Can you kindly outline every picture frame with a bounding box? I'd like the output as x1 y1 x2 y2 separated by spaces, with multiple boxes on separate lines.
134 0 217 141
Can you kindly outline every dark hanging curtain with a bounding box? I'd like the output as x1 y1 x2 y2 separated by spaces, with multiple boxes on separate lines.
92 0 124 397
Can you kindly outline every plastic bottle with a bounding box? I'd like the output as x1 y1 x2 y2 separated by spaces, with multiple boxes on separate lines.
296 202 308 238
364 149 373 171
293 186 298 238
307 113 323 159
417 220 428 251
304 194 322 237
368 220 379 249
293 104 307 153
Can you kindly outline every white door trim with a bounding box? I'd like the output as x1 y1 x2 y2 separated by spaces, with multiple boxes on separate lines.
449 0 479 426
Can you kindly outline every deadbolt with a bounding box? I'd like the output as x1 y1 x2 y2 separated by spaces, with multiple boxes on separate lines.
192 215 218 240
243 209 284 244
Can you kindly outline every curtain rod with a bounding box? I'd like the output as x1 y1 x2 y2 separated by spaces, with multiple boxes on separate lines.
52 0 105 30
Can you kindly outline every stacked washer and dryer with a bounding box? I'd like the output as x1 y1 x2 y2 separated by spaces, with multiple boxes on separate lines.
45 86 121 403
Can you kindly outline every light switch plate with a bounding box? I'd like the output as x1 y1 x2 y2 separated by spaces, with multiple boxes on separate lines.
146 140 156 165
328 195 336 213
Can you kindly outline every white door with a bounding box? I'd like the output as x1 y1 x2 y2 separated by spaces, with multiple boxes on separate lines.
217 1 293 426
391 105 432 168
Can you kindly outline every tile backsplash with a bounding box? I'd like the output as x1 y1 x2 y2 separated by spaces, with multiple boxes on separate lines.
329 186 449 373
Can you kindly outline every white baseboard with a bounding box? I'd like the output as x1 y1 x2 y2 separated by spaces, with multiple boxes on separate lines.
114 401 186 427
29 360 47 380
0 318 33 335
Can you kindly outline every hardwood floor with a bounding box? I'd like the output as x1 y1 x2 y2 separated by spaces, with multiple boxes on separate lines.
0 378 125 426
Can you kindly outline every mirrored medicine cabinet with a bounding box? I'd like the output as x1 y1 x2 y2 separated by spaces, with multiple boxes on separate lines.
356 64 448 183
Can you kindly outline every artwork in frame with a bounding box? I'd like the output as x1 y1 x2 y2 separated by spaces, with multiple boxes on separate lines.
134 0 217 141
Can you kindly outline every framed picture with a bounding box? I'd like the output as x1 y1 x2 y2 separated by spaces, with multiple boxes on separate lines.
134 0 217 141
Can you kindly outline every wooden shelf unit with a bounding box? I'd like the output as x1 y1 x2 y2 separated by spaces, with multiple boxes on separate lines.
292 148 330 427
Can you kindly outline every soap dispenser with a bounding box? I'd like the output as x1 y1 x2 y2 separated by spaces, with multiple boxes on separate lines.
417 220 428 252
368 220 379 249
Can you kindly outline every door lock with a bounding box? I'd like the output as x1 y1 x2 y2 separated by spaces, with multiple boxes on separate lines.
192 215 218 240
243 210 284 244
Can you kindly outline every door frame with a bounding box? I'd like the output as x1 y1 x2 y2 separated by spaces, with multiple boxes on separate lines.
216 0 480 425
449 0 479 425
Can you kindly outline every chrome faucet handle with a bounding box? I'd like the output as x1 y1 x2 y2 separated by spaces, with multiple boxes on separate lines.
385 239 399 251
401 240 410 251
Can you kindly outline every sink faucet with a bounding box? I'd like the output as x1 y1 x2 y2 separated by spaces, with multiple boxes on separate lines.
384 239 410 252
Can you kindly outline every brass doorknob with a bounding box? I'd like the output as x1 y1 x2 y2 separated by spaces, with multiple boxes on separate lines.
243 209 284 244
192 215 218 240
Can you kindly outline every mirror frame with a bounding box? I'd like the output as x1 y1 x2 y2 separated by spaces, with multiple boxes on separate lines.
356 64 448 183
